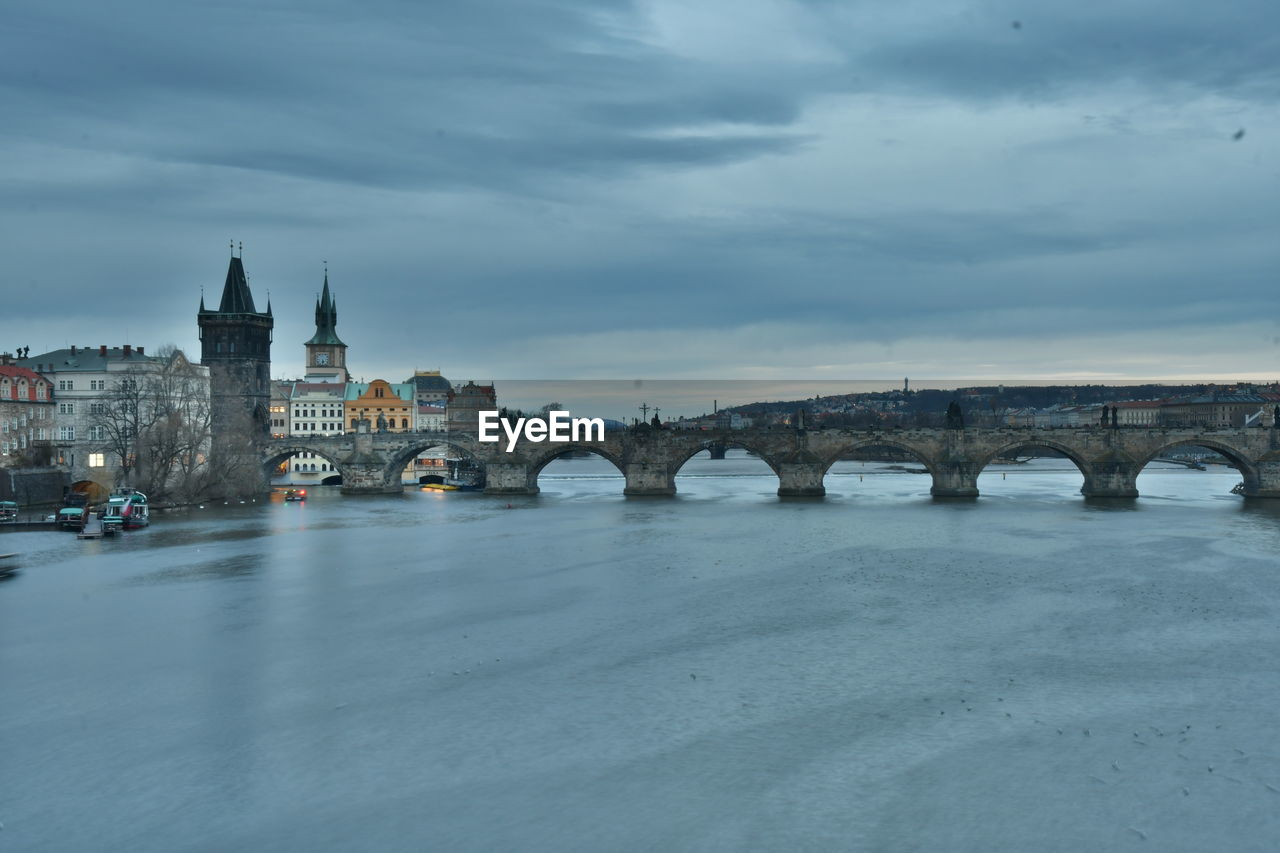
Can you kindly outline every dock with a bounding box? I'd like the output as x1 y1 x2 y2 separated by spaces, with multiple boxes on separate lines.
77 516 105 539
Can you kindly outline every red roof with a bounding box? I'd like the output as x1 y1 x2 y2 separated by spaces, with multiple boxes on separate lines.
0 365 48 383
0 365 51 401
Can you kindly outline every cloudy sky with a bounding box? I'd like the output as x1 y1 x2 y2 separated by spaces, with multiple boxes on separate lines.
3 0 1277 383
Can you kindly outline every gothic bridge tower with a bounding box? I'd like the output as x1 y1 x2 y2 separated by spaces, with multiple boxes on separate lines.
198 249 274 443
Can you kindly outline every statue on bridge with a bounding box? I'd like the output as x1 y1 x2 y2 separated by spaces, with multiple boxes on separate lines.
1100 406 1109 426
945 401 964 430
1112 407 1118 428
376 413 388 432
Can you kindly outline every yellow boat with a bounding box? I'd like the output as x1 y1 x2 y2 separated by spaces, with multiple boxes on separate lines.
422 483 459 491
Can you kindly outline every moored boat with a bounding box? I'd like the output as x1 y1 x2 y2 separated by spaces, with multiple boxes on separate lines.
0 501 17 523
102 489 150 532
57 507 86 530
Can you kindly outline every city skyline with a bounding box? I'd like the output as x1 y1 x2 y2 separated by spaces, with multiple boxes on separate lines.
3 1 1277 382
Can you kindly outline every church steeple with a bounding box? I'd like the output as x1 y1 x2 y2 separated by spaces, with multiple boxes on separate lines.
306 272 345 346
303 267 348 382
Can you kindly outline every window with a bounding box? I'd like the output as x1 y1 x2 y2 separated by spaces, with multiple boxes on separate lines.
58 380 74 391
59 426 75 441
89 402 105 414
88 452 105 467
59 402 75 414
36 384 46 399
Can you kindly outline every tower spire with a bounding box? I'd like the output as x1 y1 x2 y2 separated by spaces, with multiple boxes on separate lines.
305 266 345 347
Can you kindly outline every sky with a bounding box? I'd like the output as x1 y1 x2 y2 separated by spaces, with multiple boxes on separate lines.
2 0 1278 384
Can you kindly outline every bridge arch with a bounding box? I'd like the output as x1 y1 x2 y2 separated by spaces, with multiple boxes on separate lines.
262 445 346 481
381 436 481 487
1134 437 1260 494
526 444 627 491
672 437 783 477
975 438 1095 494
819 437 938 477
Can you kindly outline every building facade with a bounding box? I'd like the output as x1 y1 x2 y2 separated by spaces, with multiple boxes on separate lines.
346 380 414 432
416 403 446 432
0 361 55 465
446 382 497 434
12 345 209 491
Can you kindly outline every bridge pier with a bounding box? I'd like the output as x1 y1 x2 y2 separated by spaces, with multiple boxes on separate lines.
623 462 676 496
340 464 404 495
1081 452 1139 498
776 461 826 497
929 462 979 498
339 422 403 494
707 442 727 460
484 461 539 496
1243 451 1280 498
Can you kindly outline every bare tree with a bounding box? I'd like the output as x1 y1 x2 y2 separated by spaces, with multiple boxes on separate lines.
96 372 158 487
91 347 226 502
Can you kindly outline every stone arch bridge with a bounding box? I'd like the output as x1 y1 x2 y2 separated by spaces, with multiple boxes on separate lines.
264 422 1280 499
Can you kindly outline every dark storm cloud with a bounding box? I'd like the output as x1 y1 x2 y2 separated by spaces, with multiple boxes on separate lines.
1 0 1278 378
1 0 810 193
844 1 1280 101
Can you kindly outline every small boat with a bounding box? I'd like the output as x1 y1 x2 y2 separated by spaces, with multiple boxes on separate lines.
102 489 150 533
422 483 459 491
284 489 307 502
57 506 86 531
0 501 17 523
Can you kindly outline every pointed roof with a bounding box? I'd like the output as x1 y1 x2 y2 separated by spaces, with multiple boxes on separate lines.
210 256 258 313
305 273 346 346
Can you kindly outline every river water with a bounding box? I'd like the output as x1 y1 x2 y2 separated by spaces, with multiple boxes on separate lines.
2 454 1279 852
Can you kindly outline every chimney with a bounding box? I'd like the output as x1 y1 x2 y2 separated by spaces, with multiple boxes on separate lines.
71 345 77 355
123 345 132 357
99 345 107 356
137 346 144 356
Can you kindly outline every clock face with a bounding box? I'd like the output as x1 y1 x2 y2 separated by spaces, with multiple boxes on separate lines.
315 352 330 365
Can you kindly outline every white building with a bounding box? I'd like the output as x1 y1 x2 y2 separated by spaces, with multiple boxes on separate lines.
416 403 446 432
16 345 209 492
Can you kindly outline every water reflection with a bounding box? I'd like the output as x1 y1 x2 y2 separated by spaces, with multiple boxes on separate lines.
123 552 264 585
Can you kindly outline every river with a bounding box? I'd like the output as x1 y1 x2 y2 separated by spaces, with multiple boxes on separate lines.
2 455 1278 851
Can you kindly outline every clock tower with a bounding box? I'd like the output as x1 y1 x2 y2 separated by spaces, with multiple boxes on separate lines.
304 271 348 383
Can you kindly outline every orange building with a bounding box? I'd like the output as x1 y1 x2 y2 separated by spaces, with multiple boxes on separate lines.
345 379 414 432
